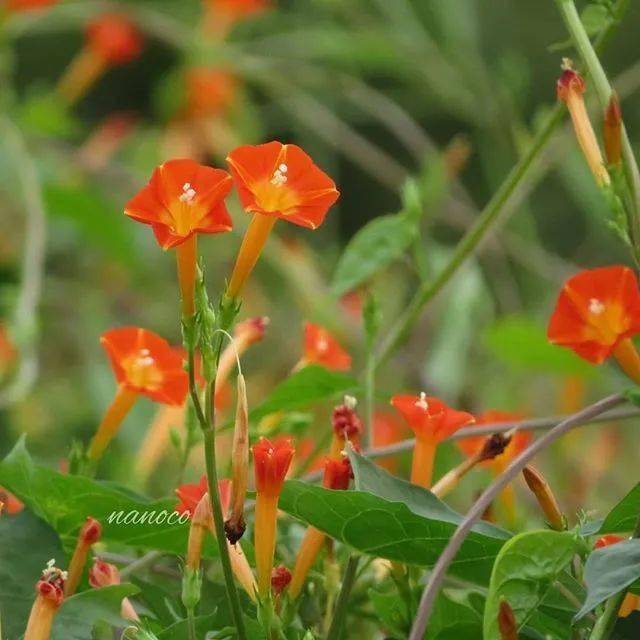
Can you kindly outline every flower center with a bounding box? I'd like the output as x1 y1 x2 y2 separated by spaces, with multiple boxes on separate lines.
589 298 605 315
125 348 163 389
415 392 429 411
179 182 197 205
270 163 288 187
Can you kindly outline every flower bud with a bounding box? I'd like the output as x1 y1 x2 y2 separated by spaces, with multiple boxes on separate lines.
65 517 102 596
498 599 518 640
604 93 622 166
271 565 292 596
522 466 565 531
182 566 203 611
89 559 120 588
225 373 249 544
330 398 363 458
322 457 353 490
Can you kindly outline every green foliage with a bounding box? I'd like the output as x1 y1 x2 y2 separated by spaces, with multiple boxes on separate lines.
279 450 509 583
483 530 580 639
576 539 640 620
600 481 640 534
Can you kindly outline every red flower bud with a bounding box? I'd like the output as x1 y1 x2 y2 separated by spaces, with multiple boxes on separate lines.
332 399 363 441
87 14 144 66
253 437 295 498
322 457 352 491
556 68 585 102
81 517 102 545
271 565 292 596
89 559 120 588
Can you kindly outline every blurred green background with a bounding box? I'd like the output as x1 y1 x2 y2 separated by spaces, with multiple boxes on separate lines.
1 0 639 524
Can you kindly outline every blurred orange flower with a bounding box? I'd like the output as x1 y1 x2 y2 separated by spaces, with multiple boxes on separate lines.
0 486 24 515
0 324 16 379
125 158 233 315
175 476 231 518
204 0 271 36
185 68 237 119
373 410 409 473
391 393 474 488
87 13 143 66
225 141 339 298
5 0 57 12
548 266 640 382
303 322 351 371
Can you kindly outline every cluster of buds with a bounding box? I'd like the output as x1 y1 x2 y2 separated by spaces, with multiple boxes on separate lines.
65 517 102 596
24 560 66 640
330 396 363 459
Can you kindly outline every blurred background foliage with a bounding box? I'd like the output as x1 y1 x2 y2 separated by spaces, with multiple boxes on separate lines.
1 0 639 526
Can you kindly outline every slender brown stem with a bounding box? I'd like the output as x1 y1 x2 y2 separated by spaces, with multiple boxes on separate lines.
407 393 625 640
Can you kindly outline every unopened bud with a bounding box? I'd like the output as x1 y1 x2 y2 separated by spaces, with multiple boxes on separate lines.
322 457 353 490
225 373 249 545
235 316 269 347
181 566 202 610
522 465 565 531
65 518 101 596
271 565 292 596
556 61 610 187
81 517 102 545
89 559 120 588
187 494 211 571
498 599 518 640
604 93 622 166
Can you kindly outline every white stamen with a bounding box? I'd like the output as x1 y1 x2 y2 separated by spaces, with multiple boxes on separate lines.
415 392 429 411
279 163 288 173
136 356 155 367
589 298 605 315
270 166 288 186
344 395 357 409
179 182 197 204
316 337 329 353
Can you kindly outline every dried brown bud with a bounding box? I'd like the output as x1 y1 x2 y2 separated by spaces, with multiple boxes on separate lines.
522 465 564 531
498 599 518 640
604 93 622 166
478 432 512 462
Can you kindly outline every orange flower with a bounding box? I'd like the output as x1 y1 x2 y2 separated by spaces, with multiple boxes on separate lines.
289 456 351 599
185 68 237 119
125 159 233 316
0 485 23 515
548 266 640 383
594 535 640 617
557 63 610 187
391 393 474 488
65 517 102 597
175 475 211 517
253 437 295 596
204 0 271 36
302 322 351 371
89 559 138 620
0 323 17 379
24 561 65 640
87 328 188 461
225 141 339 299
57 13 143 104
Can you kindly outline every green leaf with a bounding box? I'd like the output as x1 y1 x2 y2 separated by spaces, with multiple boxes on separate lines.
580 4 611 36
249 365 358 423
484 316 594 377
575 539 640 620
425 589 485 639
369 588 408 638
600 482 640 534
279 450 509 584
53 585 140 639
331 213 417 296
0 438 214 557
0 509 64 638
483 530 579 639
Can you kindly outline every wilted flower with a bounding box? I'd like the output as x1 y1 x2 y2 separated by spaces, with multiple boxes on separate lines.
125 159 233 316
87 328 188 461
548 266 640 383
301 322 351 371
253 436 295 596
225 141 339 299
24 560 66 640
391 393 474 488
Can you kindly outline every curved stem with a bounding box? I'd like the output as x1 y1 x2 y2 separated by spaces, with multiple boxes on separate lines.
408 393 626 640
326 555 360 640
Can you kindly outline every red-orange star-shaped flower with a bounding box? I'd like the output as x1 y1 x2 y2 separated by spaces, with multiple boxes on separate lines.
175 475 231 518
101 327 188 405
303 322 351 371
253 436 296 498
391 393 474 488
548 266 640 382
225 141 339 298
125 158 233 315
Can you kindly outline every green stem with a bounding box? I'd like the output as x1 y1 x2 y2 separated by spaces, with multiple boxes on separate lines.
554 0 640 249
187 607 197 640
588 514 640 640
364 350 375 449
326 555 360 640
374 105 563 367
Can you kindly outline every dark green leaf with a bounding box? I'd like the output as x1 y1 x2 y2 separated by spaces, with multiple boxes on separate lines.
0 438 215 557
249 365 358 422
331 214 417 296
0 509 64 638
425 589 485 640
53 585 140 640
279 450 509 584
600 482 640 534
483 530 579 639
576 539 640 620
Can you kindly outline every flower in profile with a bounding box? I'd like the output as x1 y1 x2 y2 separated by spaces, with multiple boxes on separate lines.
175 475 210 517
594 535 640 617
89 559 138 620
24 560 66 640
330 396 363 459
289 456 352 599
0 485 24 515
57 13 144 104
125 159 233 316
301 322 351 371
557 60 610 187
457 410 530 526
65 517 102 596
253 436 295 596
185 68 237 119
225 141 339 299
548 266 640 383
391 393 474 488
87 327 188 461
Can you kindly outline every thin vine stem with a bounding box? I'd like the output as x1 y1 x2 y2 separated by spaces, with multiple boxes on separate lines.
326 555 361 640
407 393 626 640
